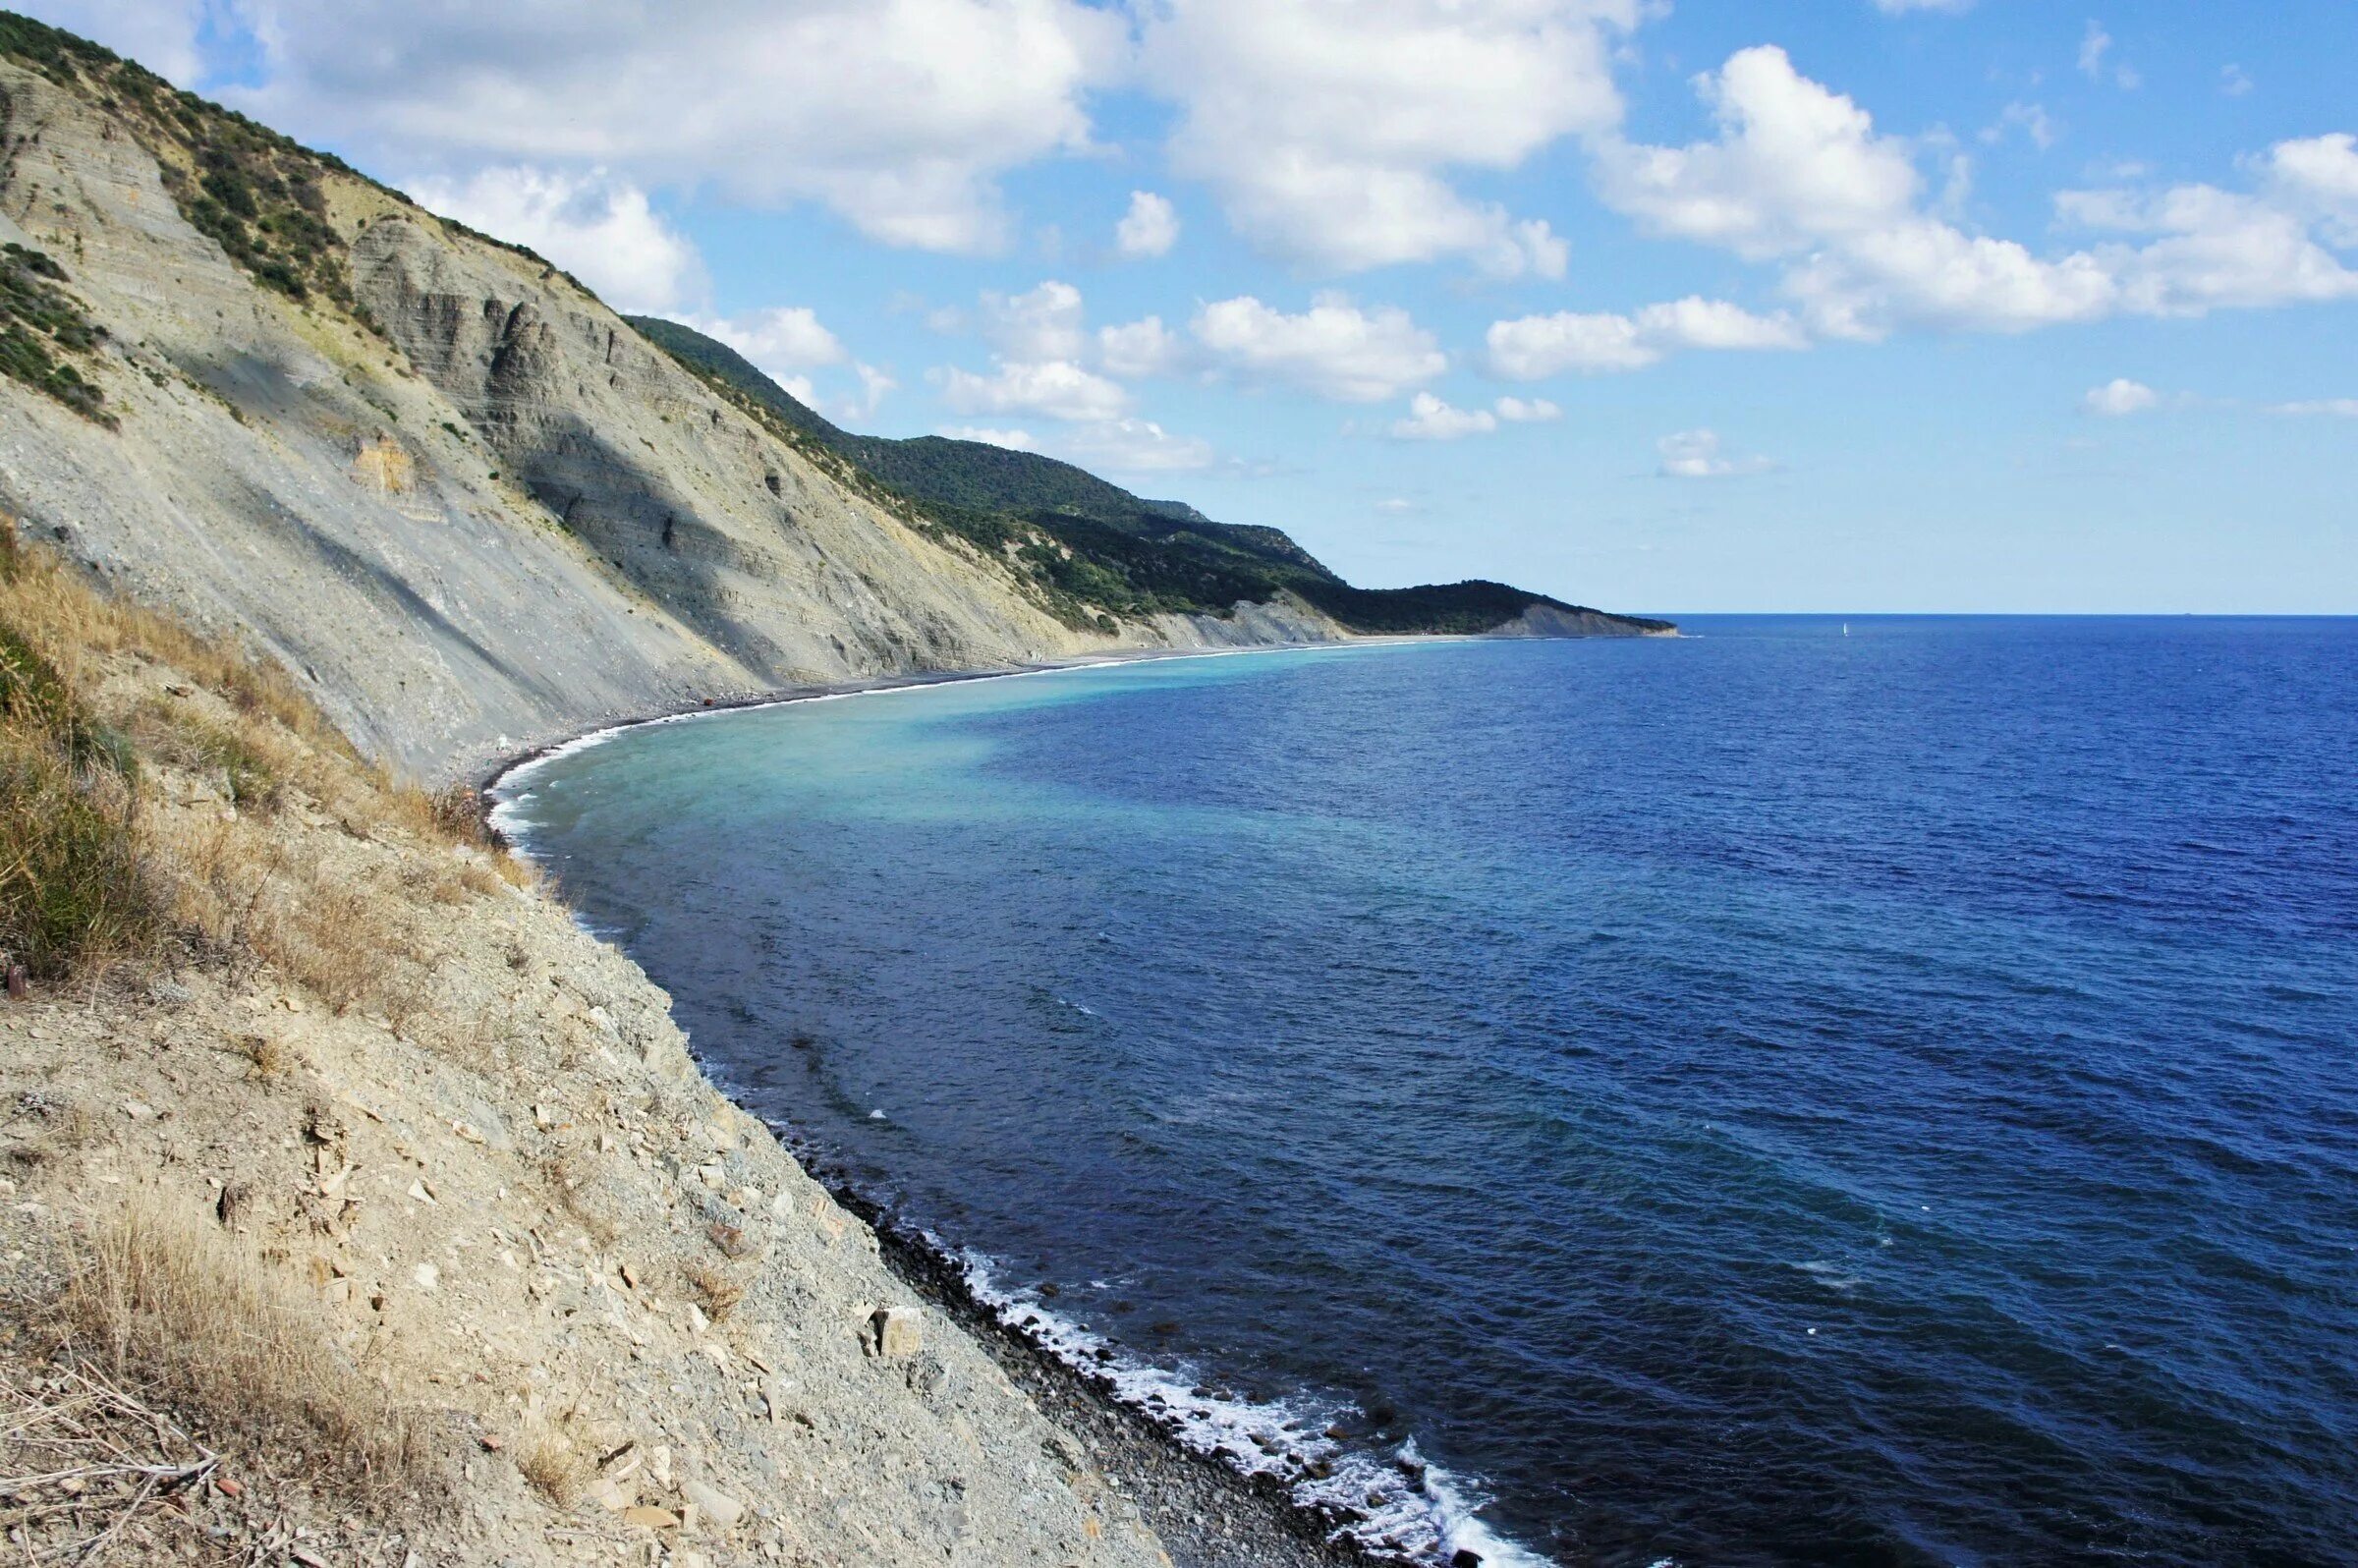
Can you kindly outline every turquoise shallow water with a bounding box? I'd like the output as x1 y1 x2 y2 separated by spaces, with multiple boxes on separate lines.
496 620 2358 1567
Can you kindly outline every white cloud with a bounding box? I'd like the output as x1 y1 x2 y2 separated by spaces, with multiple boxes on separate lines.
1593 46 1923 261
1389 393 1497 441
2081 377 2159 416
2270 398 2358 418
2078 20 2138 89
233 0 1122 254
845 364 899 420
939 425 1040 450
406 166 702 312
1097 315 1185 379
655 308 900 421
1057 418 1217 474
1494 396 1562 422
2221 64 2253 98
1376 497 1420 514
1656 428 1774 478
673 306 844 374
1140 0 1632 274
1191 294 1446 403
932 359 1129 421
1594 47 2358 342
1983 101 2059 151
1115 191 1181 258
979 280 1088 361
938 417 1215 475
1486 297 1806 378
2264 134 2358 246
2077 22 2112 78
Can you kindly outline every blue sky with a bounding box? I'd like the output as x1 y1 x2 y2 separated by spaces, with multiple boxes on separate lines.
34 1 2358 613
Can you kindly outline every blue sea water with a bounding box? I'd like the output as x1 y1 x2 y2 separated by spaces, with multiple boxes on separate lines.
493 618 2358 1568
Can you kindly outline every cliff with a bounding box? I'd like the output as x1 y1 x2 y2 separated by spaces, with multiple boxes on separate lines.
0 18 1662 783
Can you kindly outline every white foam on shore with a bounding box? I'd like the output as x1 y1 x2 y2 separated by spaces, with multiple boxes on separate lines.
943 1240 1560 1567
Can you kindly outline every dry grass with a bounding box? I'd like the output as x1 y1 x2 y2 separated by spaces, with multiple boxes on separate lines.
54 1188 440 1501
0 1357 221 1562
538 1148 621 1249
155 811 436 1026
232 1031 297 1080
512 1419 588 1507
0 516 538 1002
682 1260 745 1324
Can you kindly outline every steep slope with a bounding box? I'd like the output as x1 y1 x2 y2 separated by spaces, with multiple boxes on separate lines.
0 20 1289 780
0 14 1663 790
630 315 1674 639
630 315 1263 539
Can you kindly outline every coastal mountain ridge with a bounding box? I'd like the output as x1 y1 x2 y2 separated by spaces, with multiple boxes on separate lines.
630 314 1668 639
0 11 1664 779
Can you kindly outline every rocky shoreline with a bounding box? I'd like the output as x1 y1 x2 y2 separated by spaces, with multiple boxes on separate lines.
480 667 1501 1568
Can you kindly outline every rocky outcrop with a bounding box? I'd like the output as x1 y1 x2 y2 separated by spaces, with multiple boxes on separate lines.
1490 601 1675 639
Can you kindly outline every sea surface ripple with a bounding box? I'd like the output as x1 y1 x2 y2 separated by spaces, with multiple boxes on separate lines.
495 617 2358 1567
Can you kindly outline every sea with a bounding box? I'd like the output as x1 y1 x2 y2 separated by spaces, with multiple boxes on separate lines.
490 617 2358 1568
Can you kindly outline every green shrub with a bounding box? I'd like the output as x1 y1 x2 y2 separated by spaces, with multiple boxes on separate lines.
0 243 113 425
0 730 151 978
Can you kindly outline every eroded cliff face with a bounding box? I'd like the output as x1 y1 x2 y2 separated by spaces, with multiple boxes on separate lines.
0 59 1301 780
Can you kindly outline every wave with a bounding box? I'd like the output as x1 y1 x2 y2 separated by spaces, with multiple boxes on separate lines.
944 1241 1559 1567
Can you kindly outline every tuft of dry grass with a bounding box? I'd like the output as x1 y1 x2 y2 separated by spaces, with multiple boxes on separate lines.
538 1148 621 1249
682 1260 744 1323
233 1031 297 1080
55 1188 440 1500
513 1420 588 1507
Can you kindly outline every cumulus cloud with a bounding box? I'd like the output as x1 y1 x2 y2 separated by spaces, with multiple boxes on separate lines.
406 166 702 312
939 418 1215 475
232 0 1121 253
1593 47 1923 261
1097 315 1186 379
1191 294 1446 402
1140 0 1632 275
2081 377 2159 416
1486 297 1806 378
978 280 1089 362
1389 394 1497 441
1057 418 1217 474
1656 428 1774 478
932 359 1129 421
1115 191 1181 258
664 306 895 419
2264 134 2358 246
1591 46 2358 344
674 307 845 373
1387 392 1566 439
939 425 1040 450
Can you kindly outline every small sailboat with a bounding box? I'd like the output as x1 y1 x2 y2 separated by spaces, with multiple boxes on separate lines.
1842 622 1850 637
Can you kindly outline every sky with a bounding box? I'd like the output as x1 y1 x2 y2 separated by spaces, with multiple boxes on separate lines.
27 1 2358 613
